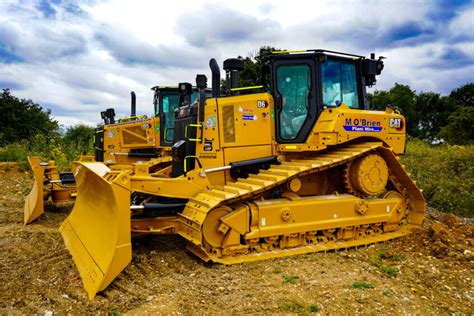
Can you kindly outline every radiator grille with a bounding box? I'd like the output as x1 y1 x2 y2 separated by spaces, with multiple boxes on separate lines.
122 126 147 145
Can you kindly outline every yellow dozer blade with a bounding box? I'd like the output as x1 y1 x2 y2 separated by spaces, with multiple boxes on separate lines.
24 157 45 225
59 162 132 300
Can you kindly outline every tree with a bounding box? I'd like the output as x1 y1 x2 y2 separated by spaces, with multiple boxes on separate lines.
0 89 59 145
413 92 451 141
447 83 474 108
439 106 474 145
438 83 474 145
62 124 95 155
238 46 278 87
368 84 418 135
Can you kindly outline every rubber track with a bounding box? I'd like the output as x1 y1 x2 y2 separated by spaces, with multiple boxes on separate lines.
178 141 424 263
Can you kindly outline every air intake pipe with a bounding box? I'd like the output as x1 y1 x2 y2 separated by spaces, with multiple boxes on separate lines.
209 58 220 98
130 91 136 117
223 58 245 95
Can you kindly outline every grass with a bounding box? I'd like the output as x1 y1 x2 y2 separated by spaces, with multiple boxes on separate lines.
402 138 474 217
271 264 284 274
307 304 321 313
373 247 402 277
280 299 305 313
0 132 93 171
383 288 395 297
279 299 320 313
378 247 404 261
378 265 400 277
283 275 299 284
352 282 375 289
110 309 122 316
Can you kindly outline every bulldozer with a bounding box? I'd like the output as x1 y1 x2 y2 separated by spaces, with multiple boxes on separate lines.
94 86 208 169
23 157 79 224
24 86 203 224
60 49 425 300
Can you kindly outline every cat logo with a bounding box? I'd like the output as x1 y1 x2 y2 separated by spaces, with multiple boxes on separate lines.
389 118 403 129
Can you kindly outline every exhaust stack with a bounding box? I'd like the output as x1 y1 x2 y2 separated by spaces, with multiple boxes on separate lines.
130 91 136 117
209 58 220 98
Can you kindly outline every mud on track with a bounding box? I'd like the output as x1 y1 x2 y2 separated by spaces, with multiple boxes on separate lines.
0 169 473 314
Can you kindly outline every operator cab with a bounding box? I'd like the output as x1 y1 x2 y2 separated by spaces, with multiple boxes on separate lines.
152 86 211 146
261 50 384 143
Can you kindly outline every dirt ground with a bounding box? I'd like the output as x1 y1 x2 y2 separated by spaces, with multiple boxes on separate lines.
0 167 473 315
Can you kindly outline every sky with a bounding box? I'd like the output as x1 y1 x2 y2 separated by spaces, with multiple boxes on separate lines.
0 0 473 127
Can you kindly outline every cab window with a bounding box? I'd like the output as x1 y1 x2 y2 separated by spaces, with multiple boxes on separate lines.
162 94 179 141
276 64 311 140
322 60 360 108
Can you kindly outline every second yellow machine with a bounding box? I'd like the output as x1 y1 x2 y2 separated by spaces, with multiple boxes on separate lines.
60 50 424 299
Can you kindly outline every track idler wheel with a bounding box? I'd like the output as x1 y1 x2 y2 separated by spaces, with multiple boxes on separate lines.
202 207 232 249
384 190 408 224
346 154 389 196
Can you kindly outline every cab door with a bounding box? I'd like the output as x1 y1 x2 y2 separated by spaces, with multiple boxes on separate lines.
272 59 318 143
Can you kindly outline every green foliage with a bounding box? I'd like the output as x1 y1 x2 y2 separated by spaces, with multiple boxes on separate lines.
109 308 122 316
62 124 95 161
439 106 474 145
0 89 59 145
377 265 399 277
378 247 404 261
402 138 474 217
238 46 278 87
279 299 306 313
448 83 474 108
279 299 320 313
414 92 452 140
383 288 395 296
372 247 401 277
307 304 321 313
283 275 299 284
352 282 374 289
369 83 418 135
0 126 94 171
442 83 474 144
368 83 473 144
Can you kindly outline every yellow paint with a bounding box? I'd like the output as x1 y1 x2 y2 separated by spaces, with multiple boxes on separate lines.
23 157 76 225
59 162 132 300
62 71 423 300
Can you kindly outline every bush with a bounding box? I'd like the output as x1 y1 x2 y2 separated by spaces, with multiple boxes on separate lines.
402 138 474 217
0 129 94 171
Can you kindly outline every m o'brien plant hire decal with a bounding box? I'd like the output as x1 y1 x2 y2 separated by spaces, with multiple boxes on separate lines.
343 117 382 132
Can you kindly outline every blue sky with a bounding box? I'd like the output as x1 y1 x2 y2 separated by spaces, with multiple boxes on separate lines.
0 0 473 126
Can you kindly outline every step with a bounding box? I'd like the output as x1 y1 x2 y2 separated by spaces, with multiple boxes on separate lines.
191 192 222 206
188 197 213 209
